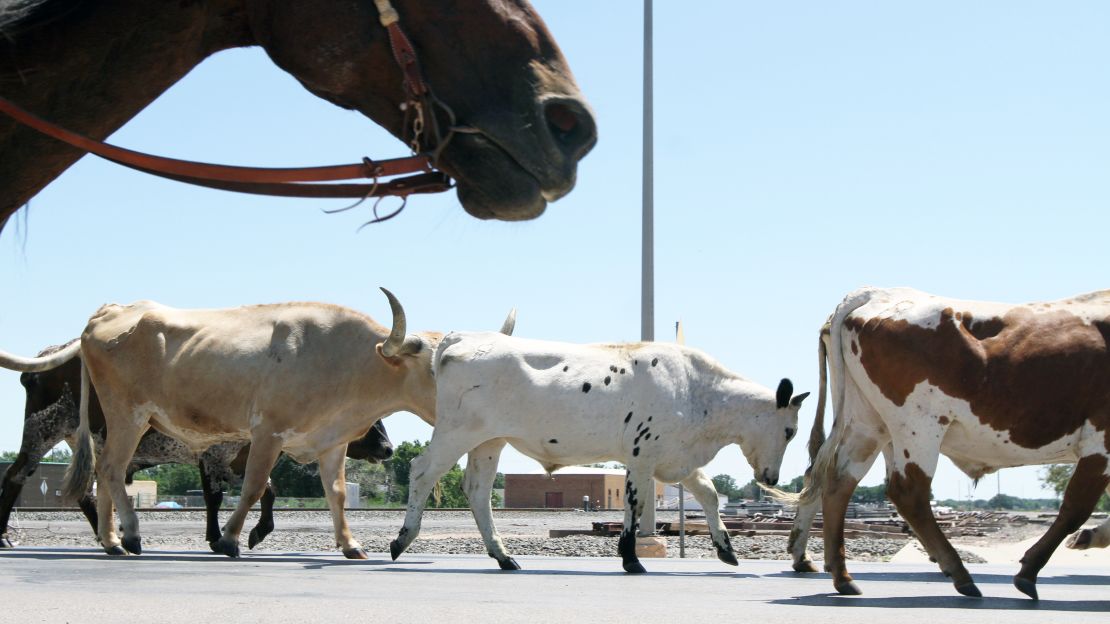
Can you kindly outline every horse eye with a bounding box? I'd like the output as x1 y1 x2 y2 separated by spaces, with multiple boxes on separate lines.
785 427 795 440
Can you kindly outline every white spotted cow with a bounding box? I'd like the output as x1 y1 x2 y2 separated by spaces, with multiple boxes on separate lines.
0 289 512 559
390 332 808 573
781 287 1110 599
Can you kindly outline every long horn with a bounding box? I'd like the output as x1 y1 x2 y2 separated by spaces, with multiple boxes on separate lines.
500 308 517 336
379 287 408 358
0 340 80 372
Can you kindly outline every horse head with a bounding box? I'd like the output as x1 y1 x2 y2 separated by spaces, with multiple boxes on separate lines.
247 0 597 221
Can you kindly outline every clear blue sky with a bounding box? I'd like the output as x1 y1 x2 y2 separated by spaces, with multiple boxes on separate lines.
4 1 1109 501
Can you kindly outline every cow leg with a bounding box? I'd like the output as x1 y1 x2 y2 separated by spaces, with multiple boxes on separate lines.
199 458 225 549
248 481 276 549
317 445 364 559
214 438 284 559
1015 454 1110 599
681 469 737 566
463 439 517 570
617 467 652 574
391 436 478 562
787 484 820 572
96 422 147 555
0 452 39 547
886 442 979 597
94 480 120 553
821 431 883 595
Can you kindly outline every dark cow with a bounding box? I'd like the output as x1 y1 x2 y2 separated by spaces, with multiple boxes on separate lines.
0 342 393 549
780 287 1110 599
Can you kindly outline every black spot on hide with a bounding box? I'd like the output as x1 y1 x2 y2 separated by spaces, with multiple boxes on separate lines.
604 376 611 385
653 435 659 441
633 447 640 457
647 416 652 422
619 368 626 374
610 365 619 373
582 382 592 393
651 358 658 367
549 439 558 444
624 412 633 423
563 365 569 372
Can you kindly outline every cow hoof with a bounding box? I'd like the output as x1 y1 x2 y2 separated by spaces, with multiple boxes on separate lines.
248 528 264 550
343 547 369 560
208 541 221 553
122 536 142 555
1066 529 1092 550
834 580 862 595
389 539 405 561
498 557 521 571
105 544 128 556
1013 576 1039 600
0 535 13 549
716 549 739 567
623 560 647 574
793 560 819 573
955 581 982 598
213 539 241 559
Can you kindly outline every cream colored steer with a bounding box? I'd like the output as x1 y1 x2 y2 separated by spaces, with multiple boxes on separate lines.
0 289 452 559
390 331 808 573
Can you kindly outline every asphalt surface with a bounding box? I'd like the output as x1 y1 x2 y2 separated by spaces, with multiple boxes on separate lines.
0 547 1106 623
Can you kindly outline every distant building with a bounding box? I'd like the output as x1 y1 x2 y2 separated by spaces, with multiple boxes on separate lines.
503 467 664 510
659 484 726 511
0 461 69 508
0 462 157 508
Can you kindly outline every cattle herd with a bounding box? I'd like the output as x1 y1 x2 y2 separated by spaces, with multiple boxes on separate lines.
0 285 1107 601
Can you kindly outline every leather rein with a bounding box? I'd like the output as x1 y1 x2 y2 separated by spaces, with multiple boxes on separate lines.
0 0 458 222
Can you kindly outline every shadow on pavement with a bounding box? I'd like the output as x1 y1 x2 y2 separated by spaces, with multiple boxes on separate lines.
770 593 1110 613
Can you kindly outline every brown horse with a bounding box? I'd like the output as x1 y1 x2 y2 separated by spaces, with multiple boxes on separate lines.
0 0 596 231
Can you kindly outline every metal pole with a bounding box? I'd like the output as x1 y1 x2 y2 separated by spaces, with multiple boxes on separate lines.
641 0 662 552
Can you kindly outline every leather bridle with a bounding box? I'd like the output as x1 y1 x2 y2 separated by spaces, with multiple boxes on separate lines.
0 0 461 221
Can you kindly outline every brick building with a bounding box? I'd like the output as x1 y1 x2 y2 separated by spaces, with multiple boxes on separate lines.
503 467 664 510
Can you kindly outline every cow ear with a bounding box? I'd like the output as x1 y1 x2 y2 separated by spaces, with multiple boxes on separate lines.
775 378 793 409
790 392 810 407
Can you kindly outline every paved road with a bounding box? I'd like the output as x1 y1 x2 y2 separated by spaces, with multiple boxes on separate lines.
0 548 1106 623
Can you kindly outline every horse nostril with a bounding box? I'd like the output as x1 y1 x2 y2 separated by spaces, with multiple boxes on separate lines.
543 98 596 160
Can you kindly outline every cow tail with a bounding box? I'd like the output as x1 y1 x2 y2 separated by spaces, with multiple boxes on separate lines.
62 356 95 502
796 289 874 508
806 321 831 463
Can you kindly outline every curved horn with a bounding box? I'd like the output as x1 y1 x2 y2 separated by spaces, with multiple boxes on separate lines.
0 339 80 372
379 287 408 358
500 308 517 336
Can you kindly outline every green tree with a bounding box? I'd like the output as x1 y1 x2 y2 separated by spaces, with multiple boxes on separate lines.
1040 464 1110 511
133 463 201 495
850 482 888 504
384 440 491 508
785 474 806 493
711 474 740 501
0 451 18 462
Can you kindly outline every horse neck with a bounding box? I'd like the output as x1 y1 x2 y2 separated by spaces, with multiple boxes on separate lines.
0 0 253 225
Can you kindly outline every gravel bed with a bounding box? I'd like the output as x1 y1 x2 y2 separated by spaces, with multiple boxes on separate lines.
3 509 908 562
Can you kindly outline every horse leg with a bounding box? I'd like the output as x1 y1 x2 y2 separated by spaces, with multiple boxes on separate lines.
248 480 276 549
681 468 737 566
617 467 653 574
213 438 284 558
886 437 978 597
391 434 479 562
198 458 224 550
462 439 516 569
1015 454 1110 599
317 445 364 559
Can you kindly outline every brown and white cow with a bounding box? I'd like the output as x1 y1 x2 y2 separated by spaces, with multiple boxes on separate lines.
782 287 1110 599
0 289 475 559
